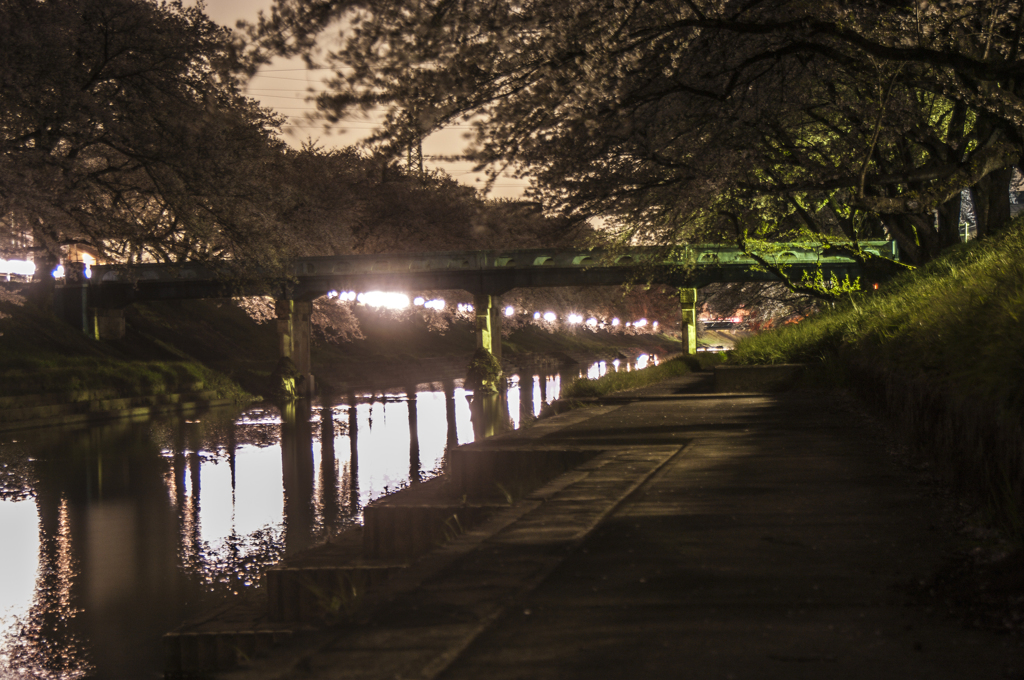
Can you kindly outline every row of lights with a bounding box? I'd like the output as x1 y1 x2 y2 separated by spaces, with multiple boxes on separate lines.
325 289 660 328
0 269 659 335
0 260 95 281
0 271 658 333
536 311 656 329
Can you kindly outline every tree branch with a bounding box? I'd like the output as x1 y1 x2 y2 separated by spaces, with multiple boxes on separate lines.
850 141 1019 214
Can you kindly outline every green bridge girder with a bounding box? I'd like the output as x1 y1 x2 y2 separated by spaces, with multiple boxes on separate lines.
85 240 899 303
62 241 899 393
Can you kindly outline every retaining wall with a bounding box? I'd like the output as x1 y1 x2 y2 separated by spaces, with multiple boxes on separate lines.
843 353 1023 536
0 384 233 432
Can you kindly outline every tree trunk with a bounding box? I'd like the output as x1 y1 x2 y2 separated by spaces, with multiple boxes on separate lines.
27 251 58 307
880 214 924 265
936 192 964 249
976 166 1014 237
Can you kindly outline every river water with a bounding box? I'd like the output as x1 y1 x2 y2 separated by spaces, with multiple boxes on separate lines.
0 356 657 679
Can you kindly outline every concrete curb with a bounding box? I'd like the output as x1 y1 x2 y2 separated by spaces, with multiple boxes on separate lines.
713 363 807 392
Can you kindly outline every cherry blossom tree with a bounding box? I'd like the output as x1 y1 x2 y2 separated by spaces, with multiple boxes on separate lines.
0 0 289 298
239 0 1024 271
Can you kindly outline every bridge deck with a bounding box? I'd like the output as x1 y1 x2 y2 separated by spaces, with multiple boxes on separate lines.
80 242 899 305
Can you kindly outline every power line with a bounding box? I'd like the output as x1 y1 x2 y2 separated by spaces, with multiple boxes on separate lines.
254 66 327 71
252 66 355 73
249 74 334 82
280 116 475 130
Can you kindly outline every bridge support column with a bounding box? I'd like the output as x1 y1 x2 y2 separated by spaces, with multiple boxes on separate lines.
473 294 502 362
91 308 126 341
276 299 314 397
679 287 698 355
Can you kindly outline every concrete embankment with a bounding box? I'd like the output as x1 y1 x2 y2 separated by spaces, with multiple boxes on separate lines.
191 369 1020 680
0 384 233 432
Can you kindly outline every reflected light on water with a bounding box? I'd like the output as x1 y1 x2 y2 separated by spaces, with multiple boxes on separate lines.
1 496 91 679
507 376 522 430
0 356 657 678
0 499 39 648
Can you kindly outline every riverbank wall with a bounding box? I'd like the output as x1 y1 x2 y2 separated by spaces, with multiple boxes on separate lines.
0 384 234 432
841 352 1023 537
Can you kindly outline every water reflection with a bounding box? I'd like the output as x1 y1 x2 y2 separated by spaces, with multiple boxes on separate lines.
469 392 512 440
0 355 656 678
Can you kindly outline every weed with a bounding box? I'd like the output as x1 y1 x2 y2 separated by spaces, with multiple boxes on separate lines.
562 355 693 399
495 482 514 505
442 513 464 542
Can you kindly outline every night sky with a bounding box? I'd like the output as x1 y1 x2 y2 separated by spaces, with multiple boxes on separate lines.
196 0 528 197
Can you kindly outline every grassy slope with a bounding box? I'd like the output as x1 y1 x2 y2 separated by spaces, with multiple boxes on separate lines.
0 296 245 399
731 217 1024 412
730 218 1024 538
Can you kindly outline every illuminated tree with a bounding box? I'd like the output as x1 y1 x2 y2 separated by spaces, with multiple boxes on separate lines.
241 0 1024 269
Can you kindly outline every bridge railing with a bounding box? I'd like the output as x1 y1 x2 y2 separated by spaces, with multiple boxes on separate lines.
88 241 898 284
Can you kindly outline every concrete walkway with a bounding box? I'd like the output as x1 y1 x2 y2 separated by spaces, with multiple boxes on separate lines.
223 372 1022 680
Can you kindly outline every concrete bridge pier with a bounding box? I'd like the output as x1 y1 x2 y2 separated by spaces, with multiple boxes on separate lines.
679 287 698 355
276 299 314 397
473 294 502 362
92 307 126 341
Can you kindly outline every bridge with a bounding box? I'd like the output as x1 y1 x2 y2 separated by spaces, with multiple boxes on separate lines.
54 242 900 395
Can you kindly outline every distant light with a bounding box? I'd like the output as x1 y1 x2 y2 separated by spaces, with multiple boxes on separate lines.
652 320 658 328
611 318 620 326
0 259 35 278
357 291 410 309
634 319 648 328
53 265 64 279
424 298 445 310
457 303 474 313
586 317 598 327
504 305 514 317
543 312 557 322
533 311 541 320
327 290 339 299
625 322 631 327
414 296 425 306
84 264 91 279
636 354 650 369
567 313 583 324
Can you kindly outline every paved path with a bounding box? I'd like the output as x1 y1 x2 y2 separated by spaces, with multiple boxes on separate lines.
224 373 1022 680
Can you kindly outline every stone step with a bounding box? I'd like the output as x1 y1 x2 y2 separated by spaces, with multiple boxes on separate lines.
163 628 293 677
265 563 406 624
362 502 504 560
447 446 601 498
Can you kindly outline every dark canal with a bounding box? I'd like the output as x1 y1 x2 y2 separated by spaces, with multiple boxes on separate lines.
0 356 657 678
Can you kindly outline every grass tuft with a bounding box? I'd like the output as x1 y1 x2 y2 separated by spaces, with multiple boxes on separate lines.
730 216 1024 409
562 354 704 399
